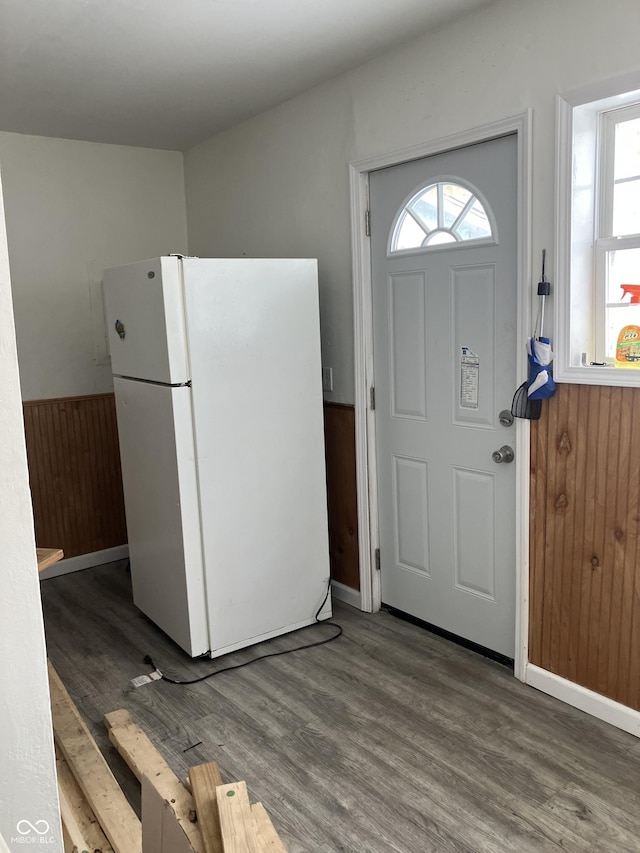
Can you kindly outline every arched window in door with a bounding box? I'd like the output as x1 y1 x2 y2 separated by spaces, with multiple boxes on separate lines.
389 179 496 254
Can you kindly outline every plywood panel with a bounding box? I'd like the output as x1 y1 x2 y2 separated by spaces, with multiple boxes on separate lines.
23 393 127 558
529 384 640 711
323 403 360 590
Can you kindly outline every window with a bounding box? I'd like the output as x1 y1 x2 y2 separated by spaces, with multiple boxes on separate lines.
390 180 494 254
556 79 640 385
596 107 640 363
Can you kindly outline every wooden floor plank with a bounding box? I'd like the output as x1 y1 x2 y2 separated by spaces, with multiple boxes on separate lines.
48 661 142 853
538 782 640 853
41 565 640 853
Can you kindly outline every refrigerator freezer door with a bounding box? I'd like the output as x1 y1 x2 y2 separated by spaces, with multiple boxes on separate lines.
114 376 209 655
182 258 331 656
104 257 189 384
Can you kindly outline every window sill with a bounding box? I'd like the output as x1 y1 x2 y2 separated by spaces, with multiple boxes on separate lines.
555 363 640 388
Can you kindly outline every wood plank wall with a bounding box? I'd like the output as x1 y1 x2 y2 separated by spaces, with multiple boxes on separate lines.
23 393 127 559
530 383 640 711
22 394 361 591
323 403 360 590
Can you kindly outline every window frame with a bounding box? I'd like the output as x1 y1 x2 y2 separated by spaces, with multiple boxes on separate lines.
387 175 498 258
555 75 640 386
594 103 640 363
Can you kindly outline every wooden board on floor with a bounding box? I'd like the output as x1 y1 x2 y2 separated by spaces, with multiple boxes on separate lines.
216 782 260 853
48 662 142 853
105 709 204 853
56 749 114 853
188 763 224 853
142 774 198 853
251 804 287 853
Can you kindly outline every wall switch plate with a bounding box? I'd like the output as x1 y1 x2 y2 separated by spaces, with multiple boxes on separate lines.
322 366 333 392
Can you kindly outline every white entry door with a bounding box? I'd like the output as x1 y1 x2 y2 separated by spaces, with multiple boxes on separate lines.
370 135 517 659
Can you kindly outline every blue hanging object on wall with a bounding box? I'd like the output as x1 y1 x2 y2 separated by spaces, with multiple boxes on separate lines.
511 249 556 419
527 249 556 401
527 335 556 400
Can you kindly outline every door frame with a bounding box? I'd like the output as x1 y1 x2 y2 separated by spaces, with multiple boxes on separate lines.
349 112 532 681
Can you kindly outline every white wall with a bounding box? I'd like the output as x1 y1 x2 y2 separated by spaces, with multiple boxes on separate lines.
184 0 640 404
185 83 356 401
0 168 62 848
0 133 188 401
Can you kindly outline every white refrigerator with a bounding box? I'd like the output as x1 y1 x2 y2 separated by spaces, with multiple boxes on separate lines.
103 256 331 658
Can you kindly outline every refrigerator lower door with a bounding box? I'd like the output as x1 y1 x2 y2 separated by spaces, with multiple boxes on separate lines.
114 376 209 656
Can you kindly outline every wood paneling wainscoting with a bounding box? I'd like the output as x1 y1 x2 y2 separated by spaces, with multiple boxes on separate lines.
23 393 127 559
23 393 361 592
530 383 640 712
323 402 360 590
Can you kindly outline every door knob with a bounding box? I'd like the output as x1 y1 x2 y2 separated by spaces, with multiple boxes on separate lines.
492 445 514 464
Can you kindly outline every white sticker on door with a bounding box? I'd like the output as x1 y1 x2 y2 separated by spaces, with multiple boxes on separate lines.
460 347 479 409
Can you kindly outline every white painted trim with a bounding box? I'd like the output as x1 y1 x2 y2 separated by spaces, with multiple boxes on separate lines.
526 664 640 737
38 545 129 580
350 163 378 613
331 580 362 610
514 114 533 682
554 95 574 383
350 113 532 678
514 418 530 682
555 77 640 387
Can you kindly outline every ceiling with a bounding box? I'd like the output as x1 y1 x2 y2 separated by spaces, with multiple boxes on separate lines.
0 0 496 151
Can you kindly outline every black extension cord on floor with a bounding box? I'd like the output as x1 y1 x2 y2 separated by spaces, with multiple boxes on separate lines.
142 581 342 686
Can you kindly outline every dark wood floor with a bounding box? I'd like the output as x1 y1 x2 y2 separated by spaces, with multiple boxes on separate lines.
41 563 640 852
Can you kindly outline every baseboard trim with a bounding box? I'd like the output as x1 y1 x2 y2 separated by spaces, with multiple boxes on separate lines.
331 580 362 609
39 545 129 580
526 663 640 737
